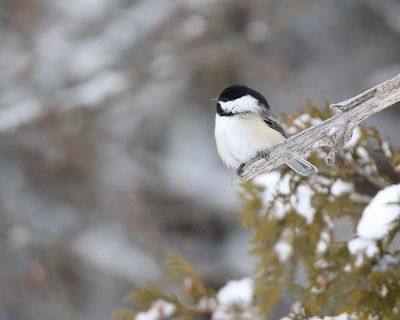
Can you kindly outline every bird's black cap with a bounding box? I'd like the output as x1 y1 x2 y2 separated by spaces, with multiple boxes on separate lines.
218 85 270 109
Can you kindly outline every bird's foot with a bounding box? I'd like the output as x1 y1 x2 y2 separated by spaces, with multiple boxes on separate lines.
236 151 270 177
236 163 246 177
256 150 270 160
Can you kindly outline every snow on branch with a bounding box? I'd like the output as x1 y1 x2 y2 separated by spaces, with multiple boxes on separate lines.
233 74 400 184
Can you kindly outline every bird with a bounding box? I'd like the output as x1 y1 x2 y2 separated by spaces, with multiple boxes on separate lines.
214 84 317 177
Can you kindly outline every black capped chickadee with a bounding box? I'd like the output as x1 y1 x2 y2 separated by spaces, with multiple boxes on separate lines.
214 85 317 176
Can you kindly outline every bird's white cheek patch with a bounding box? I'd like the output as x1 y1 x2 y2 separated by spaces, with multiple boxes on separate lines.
218 95 261 113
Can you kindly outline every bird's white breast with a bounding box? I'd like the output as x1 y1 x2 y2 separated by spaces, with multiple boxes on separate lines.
215 113 285 169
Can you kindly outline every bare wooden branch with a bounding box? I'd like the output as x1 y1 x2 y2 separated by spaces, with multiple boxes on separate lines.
232 74 400 184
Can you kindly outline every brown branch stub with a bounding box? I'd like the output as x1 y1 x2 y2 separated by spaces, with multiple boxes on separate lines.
232 74 400 184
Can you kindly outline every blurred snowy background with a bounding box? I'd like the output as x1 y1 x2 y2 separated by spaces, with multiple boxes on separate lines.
0 0 399 319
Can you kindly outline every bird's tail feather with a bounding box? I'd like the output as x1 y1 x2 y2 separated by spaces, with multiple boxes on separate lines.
286 157 318 176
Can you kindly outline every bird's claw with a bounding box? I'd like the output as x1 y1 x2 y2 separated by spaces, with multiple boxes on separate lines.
256 150 270 160
236 151 269 177
236 163 246 177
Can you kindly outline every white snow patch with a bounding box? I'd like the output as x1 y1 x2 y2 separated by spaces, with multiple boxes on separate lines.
357 184 400 240
287 126 298 135
274 241 293 262
213 278 256 320
254 172 290 218
380 284 388 297
136 300 176 320
293 114 322 127
254 172 315 223
343 264 352 272
293 114 310 126
217 278 254 309
316 231 330 254
310 286 323 294
290 302 303 314
323 214 334 229
356 146 369 162
136 309 158 320
315 176 331 194
348 238 378 258
197 297 217 312
348 184 400 266
331 179 353 197
354 254 364 267
295 185 315 223
382 141 392 157
314 259 329 269
364 164 378 176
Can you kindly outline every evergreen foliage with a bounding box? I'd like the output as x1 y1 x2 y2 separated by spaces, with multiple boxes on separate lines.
115 103 400 320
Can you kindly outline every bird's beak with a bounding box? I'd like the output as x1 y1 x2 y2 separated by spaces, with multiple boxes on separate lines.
210 98 218 102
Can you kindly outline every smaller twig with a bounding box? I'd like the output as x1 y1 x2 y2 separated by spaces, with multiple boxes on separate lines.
342 159 390 189
330 88 377 113
349 193 372 204
326 119 351 165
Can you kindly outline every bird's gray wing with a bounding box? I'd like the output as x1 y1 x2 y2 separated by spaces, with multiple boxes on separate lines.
263 115 288 138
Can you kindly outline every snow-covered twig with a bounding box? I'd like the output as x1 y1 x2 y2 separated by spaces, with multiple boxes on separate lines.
233 74 400 184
